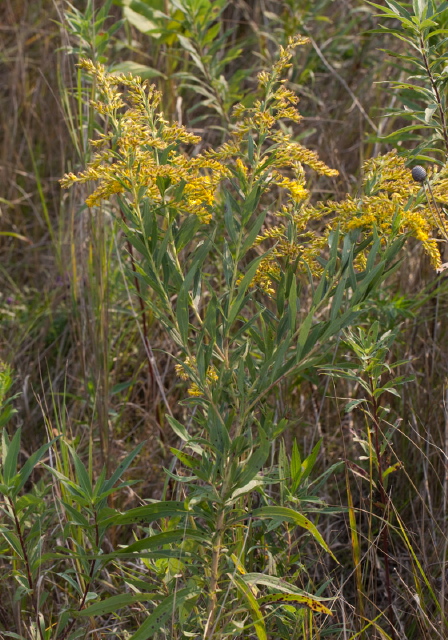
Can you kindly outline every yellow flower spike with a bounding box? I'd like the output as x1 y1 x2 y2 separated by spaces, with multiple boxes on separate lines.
187 383 203 397
61 59 228 223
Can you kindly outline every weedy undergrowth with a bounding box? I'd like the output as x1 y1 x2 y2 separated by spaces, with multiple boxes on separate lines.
3 1 448 639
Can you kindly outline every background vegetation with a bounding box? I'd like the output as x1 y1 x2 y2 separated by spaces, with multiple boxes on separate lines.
1 0 448 638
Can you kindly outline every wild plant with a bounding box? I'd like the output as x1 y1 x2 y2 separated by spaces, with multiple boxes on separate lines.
3 1 448 638
57 32 442 638
370 0 448 162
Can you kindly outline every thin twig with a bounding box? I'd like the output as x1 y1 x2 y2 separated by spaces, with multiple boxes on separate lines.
304 30 378 134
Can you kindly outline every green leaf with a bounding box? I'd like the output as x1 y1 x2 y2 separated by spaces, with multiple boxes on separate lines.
129 587 200 640
301 439 322 483
76 593 162 617
166 416 204 455
177 239 212 343
231 426 270 494
258 592 333 615
290 440 302 493
2 428 21 484
251 506 337 561
61 501 91 528
233 576 267 640
224 193 238 245
242 573 329 598
288 275 298 333
330 272 348 321
227 253 267 326
101 501 189 527
169 448 201 470
241 209 268 256
110 61 166 79
101 441 145 494
13 437 59 498
175 215 201 251
207 406 230 460
296 308 315 358
116 529 211 556
0 528 23 558
412 0 427 20
70 448 93 499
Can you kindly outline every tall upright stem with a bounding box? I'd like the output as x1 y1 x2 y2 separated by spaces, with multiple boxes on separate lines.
419 35 448 155
204 509 225 639
7 497 45 640
369 380 396 640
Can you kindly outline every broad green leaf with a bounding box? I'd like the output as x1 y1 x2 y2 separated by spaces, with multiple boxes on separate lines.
224 193 238 244
13 438 59 497
61 501 90 528
301 439 322 483
241 209 268 255
169 448 201 470
330 272 348 321
288 275 298 333
296 308 315 357
412 0 427 20
110 61 165 79
229 478 264 502
207 406 230 460
176 239 212 343
242 573 330 598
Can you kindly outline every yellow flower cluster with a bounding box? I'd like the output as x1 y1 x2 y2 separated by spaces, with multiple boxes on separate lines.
206 36 339 292
314 151 443 269
174 356 218 397
250 150 447 292
60 59 229 224
209 36 338 190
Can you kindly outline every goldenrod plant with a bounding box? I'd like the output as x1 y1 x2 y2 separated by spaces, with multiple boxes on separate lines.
56 35 440 638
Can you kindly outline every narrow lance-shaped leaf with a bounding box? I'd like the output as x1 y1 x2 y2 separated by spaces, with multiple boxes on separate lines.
231 426 270 495
257 593 333 615
100 501 190 527
251 506 338 562
2 428 21 485
233 575 267 640
76 593 163 617
101 441 145 495
129 587 200 640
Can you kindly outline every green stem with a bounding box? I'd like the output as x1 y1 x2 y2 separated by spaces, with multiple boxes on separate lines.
369 378 396 640
59 511 100 640
204 509 226 639
419 35 448 155
7 497 45 640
